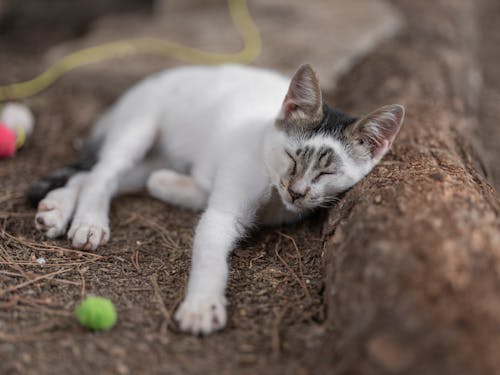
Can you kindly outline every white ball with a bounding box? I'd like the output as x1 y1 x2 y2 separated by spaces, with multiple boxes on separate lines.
1 102 35 136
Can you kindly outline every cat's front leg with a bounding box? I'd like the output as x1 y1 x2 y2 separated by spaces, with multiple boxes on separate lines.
174 207 249 335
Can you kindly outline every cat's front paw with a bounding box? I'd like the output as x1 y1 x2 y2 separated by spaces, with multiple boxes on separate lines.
67 217 109 251
35 200 70 238
174 294 227 335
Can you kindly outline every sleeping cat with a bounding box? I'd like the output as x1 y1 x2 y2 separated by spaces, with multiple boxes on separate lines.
29 64 404 335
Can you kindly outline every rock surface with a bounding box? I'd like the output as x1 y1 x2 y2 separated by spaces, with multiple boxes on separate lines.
319 1 500 373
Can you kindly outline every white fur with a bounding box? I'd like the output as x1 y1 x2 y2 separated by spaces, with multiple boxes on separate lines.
35 173 88 237
35 65 401 335
1 103 35 136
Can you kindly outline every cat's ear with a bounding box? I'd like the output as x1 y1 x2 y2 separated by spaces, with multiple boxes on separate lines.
278 64 323 129
347 104 405 160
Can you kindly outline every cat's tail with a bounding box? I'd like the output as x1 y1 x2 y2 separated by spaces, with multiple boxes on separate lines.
27 136 103 207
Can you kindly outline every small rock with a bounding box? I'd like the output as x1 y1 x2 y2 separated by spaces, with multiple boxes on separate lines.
367 333 414 373
36 257 46 266
116 362 129 375
331 227 344 244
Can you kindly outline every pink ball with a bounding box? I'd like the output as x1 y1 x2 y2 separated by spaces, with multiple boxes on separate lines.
0 122 16 158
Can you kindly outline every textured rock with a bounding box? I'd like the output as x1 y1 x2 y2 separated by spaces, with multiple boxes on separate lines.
318 1 500 374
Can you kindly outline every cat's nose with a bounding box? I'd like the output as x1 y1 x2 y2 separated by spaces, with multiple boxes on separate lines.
288 186 306 202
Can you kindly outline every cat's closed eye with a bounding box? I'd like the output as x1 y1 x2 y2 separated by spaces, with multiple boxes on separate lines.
312 172 334 183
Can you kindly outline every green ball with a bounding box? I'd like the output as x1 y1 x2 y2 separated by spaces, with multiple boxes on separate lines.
75 296 117 331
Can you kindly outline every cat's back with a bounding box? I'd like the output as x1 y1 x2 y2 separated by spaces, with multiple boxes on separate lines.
159 64 289 99
100 64 289 129
92 65 289 179
155 65 289 183
159 64 290 124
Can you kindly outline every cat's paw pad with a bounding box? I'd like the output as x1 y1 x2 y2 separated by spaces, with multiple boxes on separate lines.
35 200 68 238
67 218 109 251
174 294 227 335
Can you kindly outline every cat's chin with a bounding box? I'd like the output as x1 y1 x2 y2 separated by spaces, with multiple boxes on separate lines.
281 199 305 214
275 189 305 213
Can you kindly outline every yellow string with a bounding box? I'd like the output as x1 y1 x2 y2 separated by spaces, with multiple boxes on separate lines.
0 0 261 102
15 125 26 149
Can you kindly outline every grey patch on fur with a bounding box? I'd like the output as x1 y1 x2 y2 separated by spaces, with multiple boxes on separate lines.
302 146 315 164
289 145 342 182
314 146 339 170
280 103 358 154
292 146 312 178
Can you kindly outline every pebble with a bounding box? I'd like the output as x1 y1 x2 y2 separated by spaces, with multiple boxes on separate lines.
36 257 46 266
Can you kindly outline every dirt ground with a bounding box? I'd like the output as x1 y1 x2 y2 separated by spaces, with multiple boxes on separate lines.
0 84 328 375
0 3 328 374
1 0 499 374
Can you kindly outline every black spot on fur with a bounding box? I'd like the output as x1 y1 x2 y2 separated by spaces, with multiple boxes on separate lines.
27 137 102 207
309 103 357 138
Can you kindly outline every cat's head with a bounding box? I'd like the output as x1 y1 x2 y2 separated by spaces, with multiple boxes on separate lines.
265 64 405 213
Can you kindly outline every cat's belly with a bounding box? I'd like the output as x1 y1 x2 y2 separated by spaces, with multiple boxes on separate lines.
155 127 221 191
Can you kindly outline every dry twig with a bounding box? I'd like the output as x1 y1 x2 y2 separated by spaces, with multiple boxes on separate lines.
274 234 312 302
0 268 73 297
1 230 103 259
150 273 173 327
76 266 87 298
124 211 180 251
131 247 141 272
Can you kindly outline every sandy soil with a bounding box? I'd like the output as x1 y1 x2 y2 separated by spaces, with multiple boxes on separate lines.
0 4 328 374
0 85 329 375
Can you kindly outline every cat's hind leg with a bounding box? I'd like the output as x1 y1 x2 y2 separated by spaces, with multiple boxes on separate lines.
117 158 165 194
35 173 88 238
147 169 208 211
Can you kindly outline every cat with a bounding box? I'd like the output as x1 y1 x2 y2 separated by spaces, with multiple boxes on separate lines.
29 64 404 335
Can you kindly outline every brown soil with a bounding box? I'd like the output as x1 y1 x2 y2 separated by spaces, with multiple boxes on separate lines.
0 5 330 371
1 1 500 374
1 90 331 375
0 85 328 375
0 3 328 374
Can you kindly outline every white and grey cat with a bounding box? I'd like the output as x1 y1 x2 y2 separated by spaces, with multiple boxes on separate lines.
30 64 404 335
